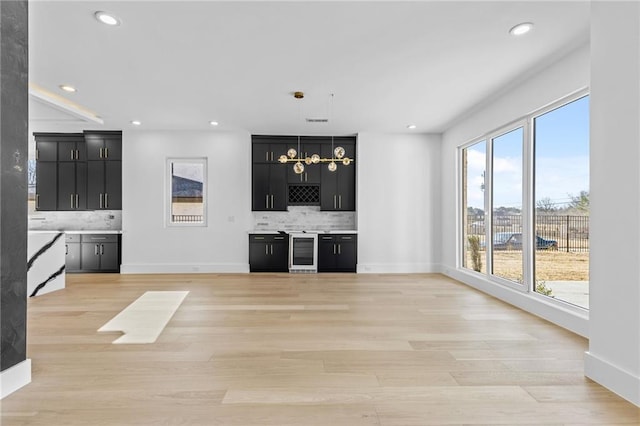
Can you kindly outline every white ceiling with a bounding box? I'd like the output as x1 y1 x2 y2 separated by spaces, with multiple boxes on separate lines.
28 1 590 135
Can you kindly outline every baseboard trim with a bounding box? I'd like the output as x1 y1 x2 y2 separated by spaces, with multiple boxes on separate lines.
585 351 640 407
357 263 442 273
0 359 31 399
121 263 250 274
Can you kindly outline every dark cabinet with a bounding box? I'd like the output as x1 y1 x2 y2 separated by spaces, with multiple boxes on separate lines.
35 140 58 162
87 158 122 210
84 131 122 161
65 234 81 272
33 131 122 211
35 161 57 211
320 140 356 211
318 234 357 272
57 161 87 210
252 163 287 211
249 234 289 272
79 234 120 272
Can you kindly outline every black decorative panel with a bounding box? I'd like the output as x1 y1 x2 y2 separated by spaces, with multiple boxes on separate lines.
288 185 320 205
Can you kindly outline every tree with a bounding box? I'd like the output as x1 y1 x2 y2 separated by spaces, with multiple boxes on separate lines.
569 190 589 213
536 197 556 214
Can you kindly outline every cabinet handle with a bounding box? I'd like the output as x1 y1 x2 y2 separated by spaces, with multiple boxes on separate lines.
105 193 109 208
265 244 269 255
95 244 99 256
339 195 342 209
265 195 269 209
75 194 79 209
333 244 336 255
36 149 39 160
265 152 269 162
105 147 109 158
270 195 274 209
338 244 341 255
100 193 104 209
101 244 105 255
70 194 74 209
334 195 337 209
100 147 104 158
65 244 68 255
36 194 40 209
70 150 74 160
270 244 273 255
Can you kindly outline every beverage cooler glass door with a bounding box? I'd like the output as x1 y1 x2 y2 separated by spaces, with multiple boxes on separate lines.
289 233 318 273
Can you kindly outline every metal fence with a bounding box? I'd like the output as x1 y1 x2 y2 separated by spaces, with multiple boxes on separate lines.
466 214 589 252
172 215 204 223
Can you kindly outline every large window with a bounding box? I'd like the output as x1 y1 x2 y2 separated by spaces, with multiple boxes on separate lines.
459 92 589 309
534 95 589 308
491 127 524 284
167 158 207 226
461 141 486 272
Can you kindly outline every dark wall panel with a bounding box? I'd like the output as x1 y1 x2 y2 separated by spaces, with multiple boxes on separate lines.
0 0 28 373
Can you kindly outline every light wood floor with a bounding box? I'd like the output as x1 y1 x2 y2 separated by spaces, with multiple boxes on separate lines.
2 273 638 425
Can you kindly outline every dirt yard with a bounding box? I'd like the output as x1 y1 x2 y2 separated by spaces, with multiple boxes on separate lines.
465 250 589 282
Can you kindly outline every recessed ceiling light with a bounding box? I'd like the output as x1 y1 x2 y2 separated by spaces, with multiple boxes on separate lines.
59 84 77 93
407 124 417 130
509 22 533 36
94 11 121 26
209 121 219 126
131 120 141 126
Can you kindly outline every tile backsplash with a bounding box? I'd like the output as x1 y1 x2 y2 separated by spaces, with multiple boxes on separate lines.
253 206 356 231
28 210 122 231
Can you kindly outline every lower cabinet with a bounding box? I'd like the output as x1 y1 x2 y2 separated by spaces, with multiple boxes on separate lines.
65 233 121 273
318 234 357 272
249 234 289 272
65 234 82 272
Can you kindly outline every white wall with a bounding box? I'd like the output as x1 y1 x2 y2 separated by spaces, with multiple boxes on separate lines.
585 1 640 407
439 43 591 336
121 130 252 273
357 133 441 272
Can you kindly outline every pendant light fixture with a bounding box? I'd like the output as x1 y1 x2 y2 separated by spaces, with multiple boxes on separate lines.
278 92 352 173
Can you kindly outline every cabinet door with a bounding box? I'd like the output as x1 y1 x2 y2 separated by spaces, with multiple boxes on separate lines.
270 237 289 272
85 136 103 160
36 141 58 161
249 242 269 271
103 138 122 160
99 243 119 271
81 243 101 270
317 236 336 272
270 164 288 210
105 161 122 209
65 242 81 272
58 162 77 210
336 237 357 272
75 162 87 210
58 142 77 162
320 166 338 210
337 165 356 211
252 144 272 163
87 161 105 210
35 161 57 211
252 164 271 211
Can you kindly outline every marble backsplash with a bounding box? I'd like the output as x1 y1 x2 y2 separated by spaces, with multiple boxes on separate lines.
253 206 356 231
28 210 122 231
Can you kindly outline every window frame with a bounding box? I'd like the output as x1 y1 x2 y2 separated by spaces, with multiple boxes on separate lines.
166 157 208 227
457 88 589 311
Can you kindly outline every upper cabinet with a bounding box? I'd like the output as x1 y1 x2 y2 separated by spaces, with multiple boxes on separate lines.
85 131 122 161
320 138 356 211
34 131 123 211
251 135 356 212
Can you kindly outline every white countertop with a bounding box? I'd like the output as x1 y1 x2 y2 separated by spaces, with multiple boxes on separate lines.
249 230 357 234
29 230 122 234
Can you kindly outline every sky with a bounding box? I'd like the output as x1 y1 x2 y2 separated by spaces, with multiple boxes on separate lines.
466 95 589 210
